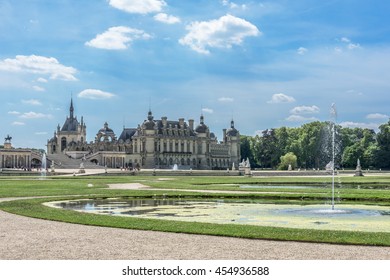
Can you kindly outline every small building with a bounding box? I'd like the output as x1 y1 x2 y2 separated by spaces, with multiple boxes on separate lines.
0 135 42 170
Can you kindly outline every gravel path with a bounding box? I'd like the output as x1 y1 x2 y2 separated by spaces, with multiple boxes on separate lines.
1 205 389 260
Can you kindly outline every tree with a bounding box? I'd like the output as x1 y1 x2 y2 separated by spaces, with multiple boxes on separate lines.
341 143 364 168
340 127 377 168
278 152 298 170
240 135 256 166
298 122 328 169
252 129 279 168
375 121 390 169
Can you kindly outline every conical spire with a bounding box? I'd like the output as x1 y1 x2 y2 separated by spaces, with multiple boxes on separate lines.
70 98 74 119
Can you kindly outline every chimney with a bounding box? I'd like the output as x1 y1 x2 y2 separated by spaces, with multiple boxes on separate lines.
188 119 194 130
179 118 184 128
223 129 227 143
161 116 167 127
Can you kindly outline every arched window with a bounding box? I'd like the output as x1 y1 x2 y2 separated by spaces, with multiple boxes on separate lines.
61 137 67 151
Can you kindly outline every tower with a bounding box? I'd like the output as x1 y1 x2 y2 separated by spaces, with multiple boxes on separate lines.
226 119 240 167
47 98 86 154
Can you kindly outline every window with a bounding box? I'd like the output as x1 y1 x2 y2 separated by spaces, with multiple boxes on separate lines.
61 137 67 151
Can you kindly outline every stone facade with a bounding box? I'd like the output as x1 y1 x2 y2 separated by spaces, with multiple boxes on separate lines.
0 136 42 170
47 100 241 170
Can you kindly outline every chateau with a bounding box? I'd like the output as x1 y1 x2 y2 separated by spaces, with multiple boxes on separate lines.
47 99 241 170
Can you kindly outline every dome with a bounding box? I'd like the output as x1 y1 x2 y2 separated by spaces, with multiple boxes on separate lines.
226 128 238 137
195 114 208 133
99 122 114 134
98 122 115 135
195 123 208 133
226 120 239 137
96 122 116 141
142 110 156 130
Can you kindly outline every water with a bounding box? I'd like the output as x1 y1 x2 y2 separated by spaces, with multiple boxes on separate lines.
40 153 47 179
330 103 337 210
45 198 390 232
172 164 178 170
239 185 313 189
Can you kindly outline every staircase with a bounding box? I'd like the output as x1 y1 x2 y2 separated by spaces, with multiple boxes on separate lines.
46 153 101 169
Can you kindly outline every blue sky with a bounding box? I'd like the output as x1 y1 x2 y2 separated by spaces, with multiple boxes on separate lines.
1 0 390 149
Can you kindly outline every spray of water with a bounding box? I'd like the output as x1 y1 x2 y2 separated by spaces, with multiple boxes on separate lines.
330 103 337 210
41 152 47 179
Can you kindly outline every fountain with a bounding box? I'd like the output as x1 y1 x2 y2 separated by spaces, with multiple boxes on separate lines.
40 153 47 179
330 103 337 210
46 197 390 233
172 164 178 171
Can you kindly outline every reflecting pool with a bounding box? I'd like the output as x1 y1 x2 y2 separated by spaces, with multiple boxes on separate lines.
44 198 390 233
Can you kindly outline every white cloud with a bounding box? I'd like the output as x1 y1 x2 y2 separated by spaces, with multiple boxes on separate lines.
33 85 45 92
366 113 389 119
348 43 361 50
221 0 246 10
19 112 52 119
339 37 361 51
8 111 20 115
340 121 380 130
202 108 214 114
22 99 42 106
108 0 166 14
78 89 116 100
290 105 319 115
218 97 234 102
12 121 25 126
286 115 318 122
154 13 180 24
85 26 151 50
179 14 260 54
267 93 295 104
346 89 363 96
37 77 48 83
0 55 77 81
297 47 308 55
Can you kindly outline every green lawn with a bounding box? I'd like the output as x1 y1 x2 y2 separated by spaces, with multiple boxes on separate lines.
0 174 390 246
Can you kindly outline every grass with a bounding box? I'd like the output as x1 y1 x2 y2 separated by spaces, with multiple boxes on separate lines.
0 174 390 246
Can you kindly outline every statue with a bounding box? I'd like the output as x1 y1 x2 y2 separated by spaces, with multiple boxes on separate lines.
78 161 85 174
354 158 364 177
244 158 252 176
4 135 12 143
245 157 251 168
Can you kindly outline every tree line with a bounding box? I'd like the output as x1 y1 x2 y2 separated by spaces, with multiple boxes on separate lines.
240 120 390 170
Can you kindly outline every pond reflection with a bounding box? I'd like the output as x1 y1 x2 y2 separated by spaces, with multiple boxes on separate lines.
45 198 390 233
